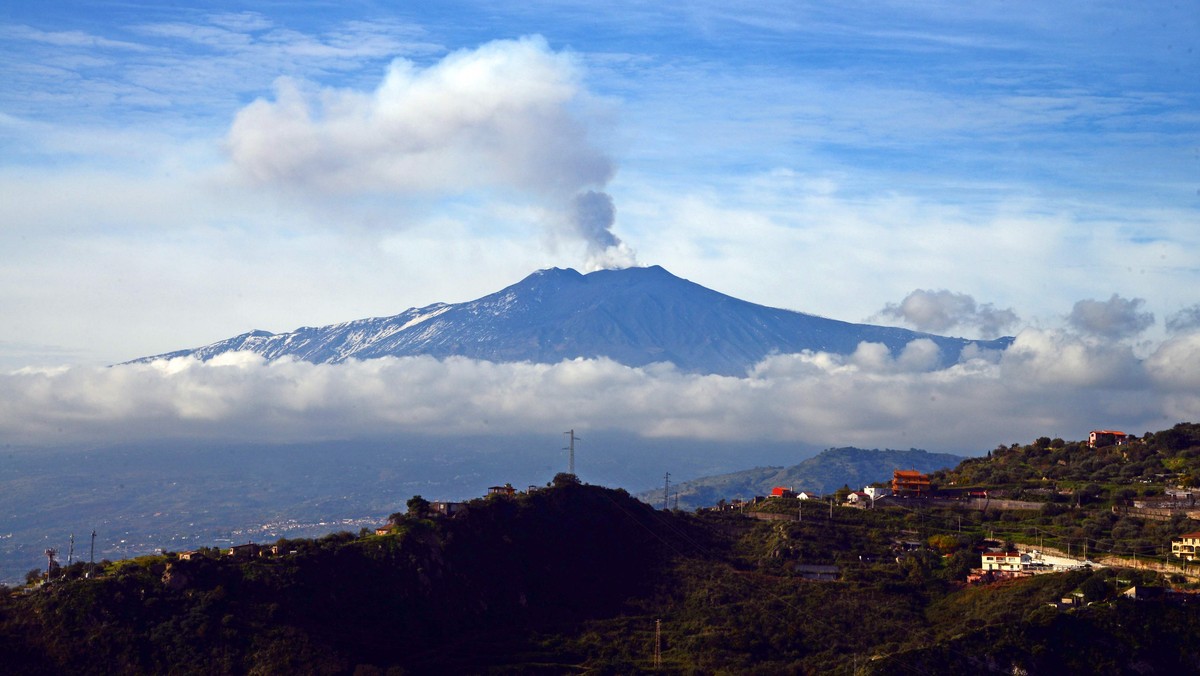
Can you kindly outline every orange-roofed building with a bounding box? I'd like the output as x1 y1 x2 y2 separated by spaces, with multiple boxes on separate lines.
770 486 797 499
892 470 931 497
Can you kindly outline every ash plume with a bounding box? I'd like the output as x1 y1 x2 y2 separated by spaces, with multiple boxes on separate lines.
571 190 637 270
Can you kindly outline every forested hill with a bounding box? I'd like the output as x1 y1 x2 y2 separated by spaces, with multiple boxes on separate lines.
0 479 700 675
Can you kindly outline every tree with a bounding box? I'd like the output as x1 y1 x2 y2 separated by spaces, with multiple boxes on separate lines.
552 472 580 487
406 495 431 517
1079 574 1109 603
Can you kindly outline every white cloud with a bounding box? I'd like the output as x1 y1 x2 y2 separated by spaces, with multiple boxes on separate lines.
225 35 633 265
1068 294 1155 340
227 36 611 196
3 331 1195 453
873 289 1019 338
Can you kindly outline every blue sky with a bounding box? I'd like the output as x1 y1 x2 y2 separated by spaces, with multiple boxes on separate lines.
1 2 1198 452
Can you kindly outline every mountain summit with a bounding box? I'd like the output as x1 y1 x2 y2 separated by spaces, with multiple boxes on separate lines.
129 266 1011 375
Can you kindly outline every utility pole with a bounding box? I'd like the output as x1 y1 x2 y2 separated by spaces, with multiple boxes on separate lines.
798 500 802 522
654 618 662 669
663 472 671 511
563 429 580 476
88 530 96 578
67 533 74 565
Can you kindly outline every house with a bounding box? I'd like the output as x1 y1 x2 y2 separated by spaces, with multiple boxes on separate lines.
375 526 394 536
846 491 871 507
431 501 467 517
226 542 260 559
770 486 797 499
177 550 200 561
863 486 889 501
892 470 931 497
796 491 819 501
487 484 517 497
1171 532 1200 560
1123 586 1166 601
1089 430 1133 448
981 551 1024 572
1048 594 1083 610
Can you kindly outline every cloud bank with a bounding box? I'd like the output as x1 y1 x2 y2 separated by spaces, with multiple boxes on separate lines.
226 35 635 269
4 329 1197 453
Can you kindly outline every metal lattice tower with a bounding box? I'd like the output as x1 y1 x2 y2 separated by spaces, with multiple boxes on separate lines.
563 429 580 476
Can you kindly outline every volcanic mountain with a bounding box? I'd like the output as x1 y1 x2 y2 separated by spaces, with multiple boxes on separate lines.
129 265 1012 376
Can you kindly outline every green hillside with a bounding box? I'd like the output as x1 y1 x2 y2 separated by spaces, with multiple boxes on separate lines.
5 426 1200 674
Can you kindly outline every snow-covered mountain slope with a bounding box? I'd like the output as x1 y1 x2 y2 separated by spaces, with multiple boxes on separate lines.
128 265 1012 375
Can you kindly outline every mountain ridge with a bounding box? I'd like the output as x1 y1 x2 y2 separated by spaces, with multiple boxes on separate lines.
128 265 1013 376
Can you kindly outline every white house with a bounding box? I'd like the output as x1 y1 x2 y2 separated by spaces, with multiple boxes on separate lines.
863 486 890 501
981 551 1025 572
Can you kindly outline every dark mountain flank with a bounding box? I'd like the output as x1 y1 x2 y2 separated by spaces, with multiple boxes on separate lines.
129 265 1012 376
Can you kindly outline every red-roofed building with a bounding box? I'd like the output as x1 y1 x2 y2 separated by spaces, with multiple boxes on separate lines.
1089 430 1133 448
770 486 797 499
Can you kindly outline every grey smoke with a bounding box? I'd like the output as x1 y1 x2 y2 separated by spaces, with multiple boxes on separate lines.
571 190 618 249
570 190 636 269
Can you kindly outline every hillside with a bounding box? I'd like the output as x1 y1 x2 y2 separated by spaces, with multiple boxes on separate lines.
128 266 1012 376
6 431 1200 675
654 446 967 509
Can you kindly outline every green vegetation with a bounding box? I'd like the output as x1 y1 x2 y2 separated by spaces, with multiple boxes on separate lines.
4 425 1200 673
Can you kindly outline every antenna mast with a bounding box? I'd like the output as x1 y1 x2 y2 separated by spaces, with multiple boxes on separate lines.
663 472 671 511
563 429 580 476
67 533 74 565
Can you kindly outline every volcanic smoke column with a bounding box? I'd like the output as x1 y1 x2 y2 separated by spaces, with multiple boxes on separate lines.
570 190 637 271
